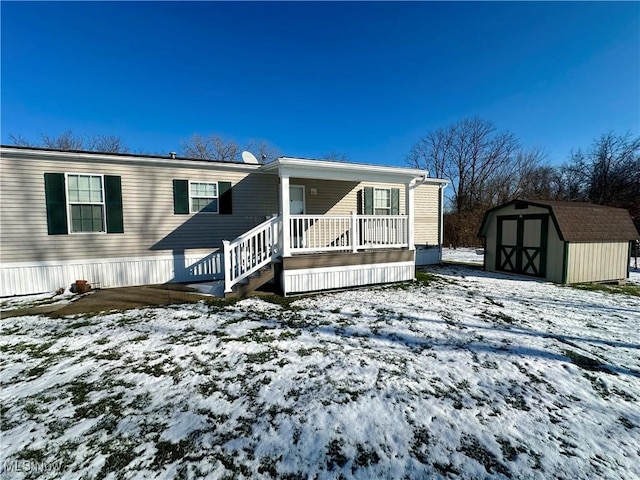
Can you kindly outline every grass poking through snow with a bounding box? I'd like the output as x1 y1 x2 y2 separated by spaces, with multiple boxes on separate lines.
1 264 639 479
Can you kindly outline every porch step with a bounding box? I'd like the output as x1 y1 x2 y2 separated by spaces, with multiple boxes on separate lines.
225 264 275 298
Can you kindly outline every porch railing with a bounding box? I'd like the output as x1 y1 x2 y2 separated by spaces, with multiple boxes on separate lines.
289 213 408 254
222 213 409 291
223 215 280 293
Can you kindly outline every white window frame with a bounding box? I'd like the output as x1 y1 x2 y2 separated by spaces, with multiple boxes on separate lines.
65 173 106 234
189 181 219 214
373 187 391 215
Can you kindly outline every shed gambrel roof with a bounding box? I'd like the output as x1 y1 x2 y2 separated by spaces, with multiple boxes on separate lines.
478 199 639 242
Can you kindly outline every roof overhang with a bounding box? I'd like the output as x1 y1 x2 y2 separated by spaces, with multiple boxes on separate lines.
260 156 447 185
0 145 260 173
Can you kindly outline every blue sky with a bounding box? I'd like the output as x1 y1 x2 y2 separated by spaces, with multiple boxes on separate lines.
2 1 638 166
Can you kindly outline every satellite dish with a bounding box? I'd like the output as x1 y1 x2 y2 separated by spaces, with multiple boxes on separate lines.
241 151 259 164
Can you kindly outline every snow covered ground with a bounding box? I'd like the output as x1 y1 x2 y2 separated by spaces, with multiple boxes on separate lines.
442 247 485 265
1 264 639 479
0 289 76 312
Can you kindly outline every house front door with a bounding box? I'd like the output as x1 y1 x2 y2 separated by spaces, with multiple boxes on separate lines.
496 215 548 277
290 185 305 248
289 185 305 214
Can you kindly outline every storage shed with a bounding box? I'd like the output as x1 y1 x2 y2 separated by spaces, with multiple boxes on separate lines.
478 199 638 284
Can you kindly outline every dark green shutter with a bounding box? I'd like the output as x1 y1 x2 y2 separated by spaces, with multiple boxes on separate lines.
218 181 232 214
44 173 68 235
391 188 400 215
363 187 374 215
104 175 124 233
173 180 189 214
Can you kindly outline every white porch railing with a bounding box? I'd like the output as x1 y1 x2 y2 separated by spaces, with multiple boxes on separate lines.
222 213 409 292
223 215 280 293
289 213 409 254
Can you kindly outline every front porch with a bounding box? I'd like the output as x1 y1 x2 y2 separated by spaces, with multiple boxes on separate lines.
222 213 416 295
223 157 445 296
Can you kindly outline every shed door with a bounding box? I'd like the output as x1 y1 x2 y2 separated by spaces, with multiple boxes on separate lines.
496 215 548 277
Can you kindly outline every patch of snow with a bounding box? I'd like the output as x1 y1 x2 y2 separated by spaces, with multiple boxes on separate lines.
442 247 484 264
0 288 76 311
1 266 639 479
186 280 225 296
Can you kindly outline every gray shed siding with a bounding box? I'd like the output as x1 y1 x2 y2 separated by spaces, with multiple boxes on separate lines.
566 242 629 283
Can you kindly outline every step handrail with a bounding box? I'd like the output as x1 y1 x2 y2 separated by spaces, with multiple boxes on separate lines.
223 215 281 293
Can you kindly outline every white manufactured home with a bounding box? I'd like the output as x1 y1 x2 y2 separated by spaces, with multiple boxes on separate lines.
0 146 448 296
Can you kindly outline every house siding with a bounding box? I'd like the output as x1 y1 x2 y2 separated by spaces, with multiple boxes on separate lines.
0 153 278 265
0 151 279 294
1 149 445 295
414 183 441 246
566 242 629 283
545 229 565 284
288 178 441 246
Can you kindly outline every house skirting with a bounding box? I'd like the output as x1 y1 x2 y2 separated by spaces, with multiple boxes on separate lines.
415 245 441 266
0 252 223 297
280 249 415 295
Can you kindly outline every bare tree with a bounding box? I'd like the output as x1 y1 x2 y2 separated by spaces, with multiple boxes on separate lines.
565 132 640 222
181 134 240 162
407 117 520 213
9 131 129 153
244 139 280 164
407 117 522 246
490 147 557 201
181 134 280 164
321 150 350 162
86 135 129 153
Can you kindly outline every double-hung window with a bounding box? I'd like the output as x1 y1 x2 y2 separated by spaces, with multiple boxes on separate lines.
361 186 399 216
190 182 218 213
374 188 391 215
67 174 105 232
44 172 123 235
172 179 232 215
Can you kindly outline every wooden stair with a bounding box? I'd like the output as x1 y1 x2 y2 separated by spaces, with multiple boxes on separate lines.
225 263 276 298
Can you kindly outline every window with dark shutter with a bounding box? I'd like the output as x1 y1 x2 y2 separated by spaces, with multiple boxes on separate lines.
218 181 232 214
363 187 374 215
44 173 68 235
362 187 400 215
105 175 124 233
390 188 400 215
173 179 189 214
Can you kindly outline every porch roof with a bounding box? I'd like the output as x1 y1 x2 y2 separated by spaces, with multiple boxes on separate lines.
260 156 445 185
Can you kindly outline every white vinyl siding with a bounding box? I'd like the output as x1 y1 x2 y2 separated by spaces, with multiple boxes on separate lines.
286 179 441 246
0 152 276 265
67 174 105 233
1 147 446 294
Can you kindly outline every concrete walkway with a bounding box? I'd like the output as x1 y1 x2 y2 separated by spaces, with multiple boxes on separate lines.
0 284 217 319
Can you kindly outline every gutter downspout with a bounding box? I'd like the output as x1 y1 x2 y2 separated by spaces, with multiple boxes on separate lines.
439 182 449 259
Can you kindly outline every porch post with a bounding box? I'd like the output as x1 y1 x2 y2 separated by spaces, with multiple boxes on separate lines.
406 180 415 250
351 211 358 253
222 240 232 294
280 174 291 257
